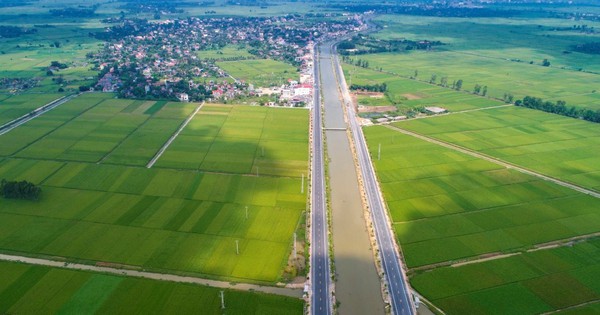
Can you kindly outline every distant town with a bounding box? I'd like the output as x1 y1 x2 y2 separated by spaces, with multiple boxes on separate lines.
89 14 366 105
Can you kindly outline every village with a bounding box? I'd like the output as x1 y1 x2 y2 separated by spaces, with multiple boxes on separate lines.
90 14 366 105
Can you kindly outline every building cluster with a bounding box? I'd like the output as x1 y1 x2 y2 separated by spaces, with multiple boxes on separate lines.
89 14 365 102
250 45 316 107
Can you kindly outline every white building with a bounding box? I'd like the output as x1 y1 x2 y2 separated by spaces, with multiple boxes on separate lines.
177 93 190 102
294 84 311 96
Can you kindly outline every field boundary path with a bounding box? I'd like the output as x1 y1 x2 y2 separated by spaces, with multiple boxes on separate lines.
385 125 600 199
0 253 303 298
146 101 205 168
0 93 78 136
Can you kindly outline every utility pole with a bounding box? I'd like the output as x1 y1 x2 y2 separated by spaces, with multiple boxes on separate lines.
220 291 225 309
235 240 239 255
301 173 304 193
378 143 381 160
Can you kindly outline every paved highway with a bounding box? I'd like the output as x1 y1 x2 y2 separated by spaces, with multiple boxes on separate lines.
310 44 332 315
324 42 416 315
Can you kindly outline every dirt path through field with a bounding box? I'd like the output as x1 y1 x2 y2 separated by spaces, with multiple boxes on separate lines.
0 253 303 298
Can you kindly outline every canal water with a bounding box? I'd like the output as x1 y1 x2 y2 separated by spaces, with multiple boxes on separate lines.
319 44 385 315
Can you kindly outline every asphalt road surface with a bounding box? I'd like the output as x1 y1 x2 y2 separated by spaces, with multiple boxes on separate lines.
310 45 332 315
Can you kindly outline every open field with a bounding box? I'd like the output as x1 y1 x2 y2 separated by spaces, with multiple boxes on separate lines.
0 261 302 315
395 106 600 192
0 162 305 282
0 23 102 93
155 104 309 177
343 65 504 112
364 125 600 313
0 96 308 283
0 94 198 166
0 93 110 156
358 14 600 110
218 59 297 87
0 93 65 125
364 126 600 268
199 45 254 60
411 238 600 314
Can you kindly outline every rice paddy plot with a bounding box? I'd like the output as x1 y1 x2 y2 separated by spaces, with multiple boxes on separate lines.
410 239 600 314
395 106 600 191
0 93 66 126
0 261 302 315
4 95 197 166
364 125 600 268
0 158 307 283
218 59 297 87
0 93 110 156
198 45 254 60
155 104 309 178
367 14 600 109
343 65 504 112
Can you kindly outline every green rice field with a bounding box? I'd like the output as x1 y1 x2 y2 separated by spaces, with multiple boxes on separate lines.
411 239 600 314
364 126 600 268
343 65 505 112
0 93 66 125
199 45 254 60
155 104 309 177
0 94 309 284
0 94 198 166
395 106 600 192
362 14 600 110
218 59 297 87
0 261 302 315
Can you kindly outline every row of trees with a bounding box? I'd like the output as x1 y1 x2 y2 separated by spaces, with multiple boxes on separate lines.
0 26 37 38
350 83 387 93
0 179 41 200
515 96 600 123
473 84 488 96
572 42 600 55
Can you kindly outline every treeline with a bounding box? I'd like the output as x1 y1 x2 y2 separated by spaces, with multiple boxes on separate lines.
91 19 150 40
0 26 37 38
338 36 443 56
350 83 387 93
572 42 600 55
515 96 600 123
50 7 97 17
0 179 41 200
322 4 520 17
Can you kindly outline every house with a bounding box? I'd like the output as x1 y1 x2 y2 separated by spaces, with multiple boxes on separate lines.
177 93 190 102
424 106 447 114
294 83 311 96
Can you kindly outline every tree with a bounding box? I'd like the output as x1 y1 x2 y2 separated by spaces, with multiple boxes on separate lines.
455 79 463 91
440 77 448 87
413 69 418 79
0 179 41 200
473 84 481 94
482 85 488 96
430 74 437 84
542 59 551 67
